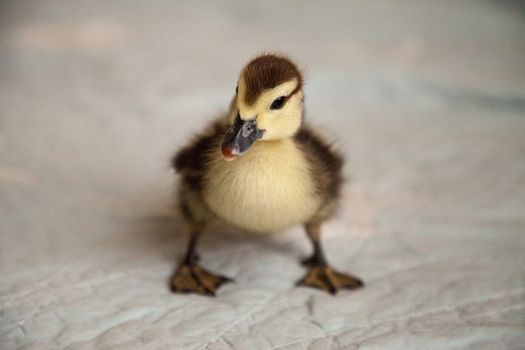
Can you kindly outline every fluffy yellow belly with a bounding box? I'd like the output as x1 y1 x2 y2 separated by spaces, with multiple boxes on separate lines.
203 140 320 233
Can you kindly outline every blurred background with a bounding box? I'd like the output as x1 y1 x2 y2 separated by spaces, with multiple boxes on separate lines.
1 1 525 349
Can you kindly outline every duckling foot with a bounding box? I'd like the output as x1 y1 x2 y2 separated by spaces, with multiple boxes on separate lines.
296 265 363 295
170 263 232 296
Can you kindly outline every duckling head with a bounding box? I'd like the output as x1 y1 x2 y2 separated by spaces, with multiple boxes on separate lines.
221 54 304 161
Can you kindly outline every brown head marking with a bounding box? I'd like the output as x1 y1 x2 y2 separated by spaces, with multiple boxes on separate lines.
241 54 303 106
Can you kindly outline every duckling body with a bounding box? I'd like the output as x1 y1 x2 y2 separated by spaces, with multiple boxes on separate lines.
170 54 363 295
204 137 320 233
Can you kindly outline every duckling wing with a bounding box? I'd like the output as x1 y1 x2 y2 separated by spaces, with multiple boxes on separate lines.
294 125 344 201
172 118 227 174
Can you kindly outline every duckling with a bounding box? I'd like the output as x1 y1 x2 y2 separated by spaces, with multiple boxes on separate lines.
170 54 363 295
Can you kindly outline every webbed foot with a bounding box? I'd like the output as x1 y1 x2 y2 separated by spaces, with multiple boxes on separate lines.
297 265 363 295
170 263 232 296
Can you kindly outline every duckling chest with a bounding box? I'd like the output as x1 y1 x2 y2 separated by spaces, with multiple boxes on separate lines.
202 142 320 233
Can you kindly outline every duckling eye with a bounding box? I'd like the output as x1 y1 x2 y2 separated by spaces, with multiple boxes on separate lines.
270 96 287 110
235 85 238 95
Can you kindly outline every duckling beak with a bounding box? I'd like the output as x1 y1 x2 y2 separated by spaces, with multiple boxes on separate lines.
221 115 264 161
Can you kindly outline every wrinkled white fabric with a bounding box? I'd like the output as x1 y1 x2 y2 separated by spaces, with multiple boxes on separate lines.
1 1 524 349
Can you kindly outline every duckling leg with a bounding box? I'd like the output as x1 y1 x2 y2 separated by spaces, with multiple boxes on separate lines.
297 223 364 294
170 227 232 296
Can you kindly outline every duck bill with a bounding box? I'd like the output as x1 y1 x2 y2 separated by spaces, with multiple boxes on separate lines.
220 116 264 161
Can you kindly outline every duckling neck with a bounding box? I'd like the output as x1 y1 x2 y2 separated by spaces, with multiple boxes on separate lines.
254 137 292 151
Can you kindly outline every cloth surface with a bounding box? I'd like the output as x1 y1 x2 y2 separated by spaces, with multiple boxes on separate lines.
1 1 525 349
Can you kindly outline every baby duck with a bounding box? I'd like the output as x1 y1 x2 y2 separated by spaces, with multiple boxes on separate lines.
171 54 363 295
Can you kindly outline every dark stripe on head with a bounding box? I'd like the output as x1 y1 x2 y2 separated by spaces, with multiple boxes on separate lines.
241 54 303 106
